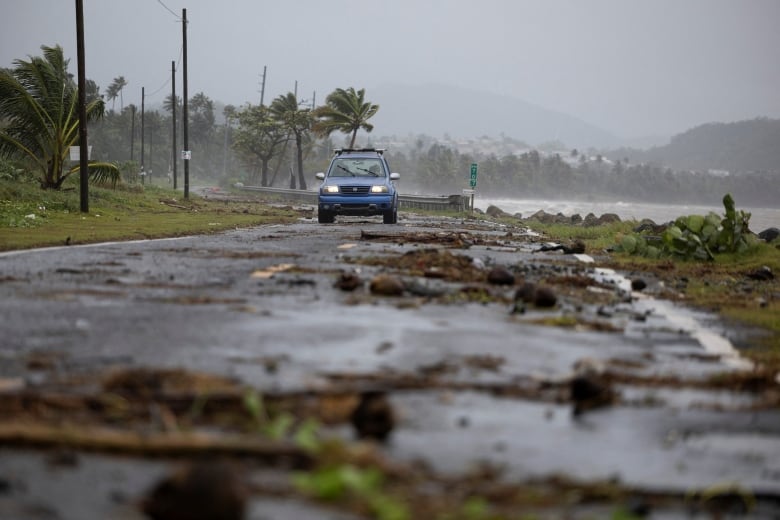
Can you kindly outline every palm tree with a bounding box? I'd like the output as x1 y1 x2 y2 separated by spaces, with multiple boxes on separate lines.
270 92 312 189
163 94 182 115
105 83 119 112
312 87 379 148
111 76 128 111
0 45 119 189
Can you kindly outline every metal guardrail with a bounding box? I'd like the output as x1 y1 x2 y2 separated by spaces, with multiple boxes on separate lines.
240 185 471 212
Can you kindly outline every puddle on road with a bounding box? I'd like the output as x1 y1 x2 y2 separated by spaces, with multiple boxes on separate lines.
0 450 360 520
382 390 780 494
593 267 755 371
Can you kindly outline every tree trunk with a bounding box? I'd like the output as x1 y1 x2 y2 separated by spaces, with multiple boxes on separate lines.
349 129 357 148
295 133 306 190
261 159 269 187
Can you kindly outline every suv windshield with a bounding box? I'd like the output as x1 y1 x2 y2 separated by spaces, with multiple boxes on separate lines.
328 158 386 177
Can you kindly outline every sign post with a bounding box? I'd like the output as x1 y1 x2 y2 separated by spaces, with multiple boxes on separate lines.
469 163 478 213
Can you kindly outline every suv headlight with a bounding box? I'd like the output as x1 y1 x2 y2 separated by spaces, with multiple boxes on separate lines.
322 185 339 193
370 185 389 193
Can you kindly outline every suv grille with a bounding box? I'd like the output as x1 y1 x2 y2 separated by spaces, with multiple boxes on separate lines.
340 185 370 195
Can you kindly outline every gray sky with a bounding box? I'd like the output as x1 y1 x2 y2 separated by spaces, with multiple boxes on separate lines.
2 0 779 139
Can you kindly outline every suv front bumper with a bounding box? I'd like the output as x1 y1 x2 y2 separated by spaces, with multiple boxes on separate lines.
319 194 395 215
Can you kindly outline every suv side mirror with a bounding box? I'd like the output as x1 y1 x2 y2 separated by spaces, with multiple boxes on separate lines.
315 172 325 180
389 173 400 180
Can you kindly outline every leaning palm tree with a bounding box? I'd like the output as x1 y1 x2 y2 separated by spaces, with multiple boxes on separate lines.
270 92 312 190
110 76 128 112
312 87 379 148
0 45 119 189
105 82 119 112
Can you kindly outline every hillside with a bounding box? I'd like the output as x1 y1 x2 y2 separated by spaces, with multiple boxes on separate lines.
368 83 622 149
612 118 780 173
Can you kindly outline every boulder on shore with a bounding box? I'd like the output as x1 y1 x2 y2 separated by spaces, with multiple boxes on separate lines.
758 227 779 243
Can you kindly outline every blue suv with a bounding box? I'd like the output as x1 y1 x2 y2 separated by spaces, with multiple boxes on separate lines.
315 148 400 224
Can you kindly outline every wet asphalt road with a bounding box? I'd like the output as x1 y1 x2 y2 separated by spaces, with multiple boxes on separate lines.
1 212 779 518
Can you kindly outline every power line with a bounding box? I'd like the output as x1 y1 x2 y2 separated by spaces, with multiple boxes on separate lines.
156 0 182 20
145 45 183 99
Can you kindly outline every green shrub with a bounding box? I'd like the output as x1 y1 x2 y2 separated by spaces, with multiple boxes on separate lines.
614 194 758 261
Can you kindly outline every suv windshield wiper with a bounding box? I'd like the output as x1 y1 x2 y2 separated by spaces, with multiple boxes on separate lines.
356 167 379 176
337 164 355 176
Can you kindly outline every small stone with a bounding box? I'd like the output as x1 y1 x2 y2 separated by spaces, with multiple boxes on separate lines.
571 374 616 416
350 391 395 442
334 272 362 291
487 266 515 285
631 278 647 291
369 274 404 296
514 282 537 303
141 460 246 520
534 286 557 307
746 265 773 281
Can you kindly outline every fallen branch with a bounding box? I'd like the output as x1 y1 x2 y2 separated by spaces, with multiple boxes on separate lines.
0 421 313 467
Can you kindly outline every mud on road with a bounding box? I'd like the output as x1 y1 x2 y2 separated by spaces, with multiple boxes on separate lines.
0 211 779 519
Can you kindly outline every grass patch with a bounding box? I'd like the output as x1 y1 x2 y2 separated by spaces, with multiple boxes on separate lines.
0 178 302 251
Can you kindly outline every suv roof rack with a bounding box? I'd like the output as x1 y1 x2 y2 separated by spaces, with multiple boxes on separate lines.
333 148 385 156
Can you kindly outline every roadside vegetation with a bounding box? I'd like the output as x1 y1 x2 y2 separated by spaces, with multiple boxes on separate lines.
0 174 302 251
524 202 780 364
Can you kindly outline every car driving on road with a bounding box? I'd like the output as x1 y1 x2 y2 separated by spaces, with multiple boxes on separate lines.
315 148 400 224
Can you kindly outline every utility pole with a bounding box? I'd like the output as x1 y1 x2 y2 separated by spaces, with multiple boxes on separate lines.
222 115 229 179
171 60 177 189
182 8 189 198
141 86 145 180
149 114 154 184
259 65 267 106
312 90 316 109
130 105 136 161
75 0 88 213
294 80 298 99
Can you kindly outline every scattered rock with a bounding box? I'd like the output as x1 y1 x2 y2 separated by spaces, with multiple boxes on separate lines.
334 271 362 291
534 286 557 308
597 213 621 225
141 460 246 520
583 213 599 227
536 241 585 254
746 265 774 281
529 210 557 224
485 205 510 218
369 274 405 296
758 227 779 243
570 374 616 416
515 282 537 303
487 266 515 285
350 390 395 441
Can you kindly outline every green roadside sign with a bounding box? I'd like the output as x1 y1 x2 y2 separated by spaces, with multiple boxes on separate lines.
470 163 478 188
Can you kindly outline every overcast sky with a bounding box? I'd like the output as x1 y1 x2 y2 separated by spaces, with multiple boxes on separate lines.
2 0 779 139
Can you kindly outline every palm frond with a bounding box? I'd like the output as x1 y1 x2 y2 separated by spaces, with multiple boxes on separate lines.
66 161 121 188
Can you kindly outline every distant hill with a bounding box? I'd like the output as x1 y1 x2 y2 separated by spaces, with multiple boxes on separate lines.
611 118 780 173
368 83 622 149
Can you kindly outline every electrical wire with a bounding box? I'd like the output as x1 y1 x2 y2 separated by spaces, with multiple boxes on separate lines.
144 45 183 99
156 0 182 20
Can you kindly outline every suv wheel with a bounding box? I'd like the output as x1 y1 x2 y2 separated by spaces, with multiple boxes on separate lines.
318 211 334 224
383 209 397 224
